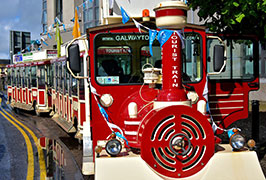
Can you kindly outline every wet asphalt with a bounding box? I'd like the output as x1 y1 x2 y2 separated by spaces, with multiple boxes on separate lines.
0 94 84 180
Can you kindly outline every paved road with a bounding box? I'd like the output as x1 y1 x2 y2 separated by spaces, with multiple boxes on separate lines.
0 98 45 180
0 97 84 180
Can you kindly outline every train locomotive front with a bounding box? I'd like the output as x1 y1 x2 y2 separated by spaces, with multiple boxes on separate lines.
65 1 265 179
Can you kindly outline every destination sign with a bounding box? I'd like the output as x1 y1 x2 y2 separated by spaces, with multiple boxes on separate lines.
101 34 150 41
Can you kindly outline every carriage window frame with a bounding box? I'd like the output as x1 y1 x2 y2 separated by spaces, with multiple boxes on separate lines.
207 38 257 81
25 66 29 88
7 68 11 86
17 67 21 87
48 64 53 87
94 33 156 86
38 65 46 89
182 32 203 83
79 60 85 100
12 68 16 86
20 67 25 88
94 32 203 85
31 66 37 88
62 62 66 94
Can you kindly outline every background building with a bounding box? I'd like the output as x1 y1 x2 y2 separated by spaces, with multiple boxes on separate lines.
9 31 31 64
41 0 83 50
40 0 201 51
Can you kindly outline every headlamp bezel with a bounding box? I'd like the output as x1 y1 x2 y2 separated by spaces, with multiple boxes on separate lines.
105 139 122 156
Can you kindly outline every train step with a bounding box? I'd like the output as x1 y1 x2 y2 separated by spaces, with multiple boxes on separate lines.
52 114 76 133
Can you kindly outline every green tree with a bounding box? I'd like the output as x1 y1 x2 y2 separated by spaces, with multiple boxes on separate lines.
189 0 266 41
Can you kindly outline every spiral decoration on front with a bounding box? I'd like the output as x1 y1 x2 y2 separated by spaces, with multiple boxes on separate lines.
140 106 214 178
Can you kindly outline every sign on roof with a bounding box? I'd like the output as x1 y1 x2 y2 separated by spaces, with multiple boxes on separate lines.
13 54 23 63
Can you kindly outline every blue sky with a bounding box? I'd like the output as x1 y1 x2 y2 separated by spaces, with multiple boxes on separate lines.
0 0 42 59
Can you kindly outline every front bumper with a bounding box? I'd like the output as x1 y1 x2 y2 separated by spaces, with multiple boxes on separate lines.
94 144 265 180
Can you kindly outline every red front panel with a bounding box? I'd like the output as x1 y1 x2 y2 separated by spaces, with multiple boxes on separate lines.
59 94 63 115
25 88 28 104
7 86 12 101
17 88 20 102
29 89 32 103
47 89 52 107
32 88 38 103
15 87 18 102
38 90 45 105
79 102 86 126
66 95 70 121
209 80 258 129
69 98 72 122
22 88 26 103
63 96 66 118
89 26 209 147
12 87 15 100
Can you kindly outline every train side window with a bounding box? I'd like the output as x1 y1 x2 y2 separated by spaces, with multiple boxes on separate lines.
31 66 37 87
79 60 85 100
65 70 69 94
58 62 62 92
7 69 11 86
182 33 202 82
17 67 21 87
38 66 46 89
72 78 78 96
21 67 25 88
27 66 31 88
54 63 58 91
207 38 255 80
62 63 66 94
12 69 16 86
25 67 29 88
48 64 53 87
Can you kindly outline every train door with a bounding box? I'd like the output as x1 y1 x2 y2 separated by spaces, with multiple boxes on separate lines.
28 64 33 104
77 59 86 133
37 64 46 107
21 66 26 103
47 62 53 110
53 61 58 113
31 65 38 108
25 65 30 104
16 66 20 103
12 67 16 102
65 67 70 121
6 67 12 103
62 62 66 119
70 74 78 129
58 62 63 116
207 36 259 129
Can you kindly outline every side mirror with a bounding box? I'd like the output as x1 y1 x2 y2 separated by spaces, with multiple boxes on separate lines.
213 45 225 72
67 44 81 74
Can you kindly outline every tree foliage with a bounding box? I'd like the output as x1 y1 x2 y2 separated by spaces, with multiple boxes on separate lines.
188 0 266 41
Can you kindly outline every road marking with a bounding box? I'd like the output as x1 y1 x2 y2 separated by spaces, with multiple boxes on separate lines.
0 110 34 180
2 109 47 180
0 98 46 180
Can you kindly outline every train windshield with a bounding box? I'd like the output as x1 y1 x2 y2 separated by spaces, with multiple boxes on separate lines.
94 32 202 85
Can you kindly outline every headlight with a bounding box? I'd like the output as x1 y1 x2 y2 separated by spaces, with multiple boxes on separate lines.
105 139 122 156
100 94 113 107
228 129 245 150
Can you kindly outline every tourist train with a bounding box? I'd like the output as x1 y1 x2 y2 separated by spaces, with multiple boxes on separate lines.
5 0 265 179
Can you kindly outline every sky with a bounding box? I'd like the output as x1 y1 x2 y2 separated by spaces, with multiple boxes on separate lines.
0 0 42 59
